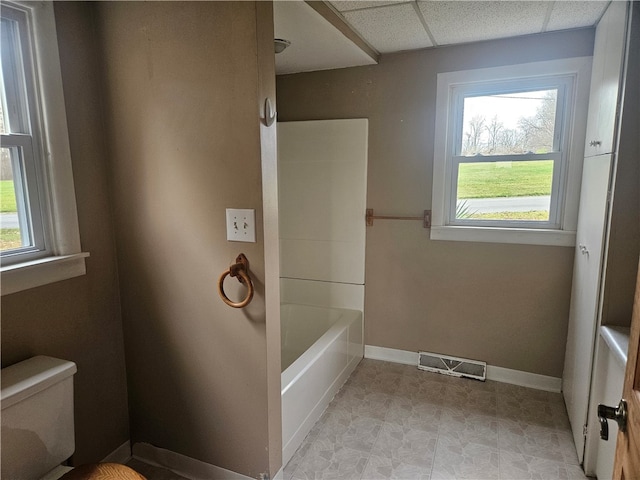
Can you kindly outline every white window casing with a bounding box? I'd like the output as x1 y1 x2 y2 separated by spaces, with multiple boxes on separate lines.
431 57 592 246
1 1 88 295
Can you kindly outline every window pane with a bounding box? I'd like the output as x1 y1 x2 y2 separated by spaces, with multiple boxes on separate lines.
455 160 553 222
0 93 7 134
1 15 30 134
461 90 558 156
1 146 31 251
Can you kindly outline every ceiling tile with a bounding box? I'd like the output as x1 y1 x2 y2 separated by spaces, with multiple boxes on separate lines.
343 3 434 53
418 1 548 45
546 1 607 31
330 0 408 12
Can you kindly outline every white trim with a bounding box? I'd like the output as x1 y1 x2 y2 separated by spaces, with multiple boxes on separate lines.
364 345 418 365
365 345 562 392
101 440 132 464
430 225 576 247
41 466 73 480
27 0 82 256
431 56 591 247
1 252 89 295
485 365 562 392
132 443 253 480
1 1 87 291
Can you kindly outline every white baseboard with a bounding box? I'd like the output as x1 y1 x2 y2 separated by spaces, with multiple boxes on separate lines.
101 440 132 463
364 345 418 365
365 345 562 393
486 364 562 392
132 443 252 480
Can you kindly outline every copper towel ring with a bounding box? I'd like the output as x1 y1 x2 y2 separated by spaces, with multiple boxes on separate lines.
218 253 254 308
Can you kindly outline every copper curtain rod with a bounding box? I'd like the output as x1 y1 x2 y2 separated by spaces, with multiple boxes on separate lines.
365 209 431 228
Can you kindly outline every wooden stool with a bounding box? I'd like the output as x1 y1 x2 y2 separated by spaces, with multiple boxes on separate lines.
60 463 147 480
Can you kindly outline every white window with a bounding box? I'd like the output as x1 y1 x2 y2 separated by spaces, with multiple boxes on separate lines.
431 58 592 246
1 1 87 295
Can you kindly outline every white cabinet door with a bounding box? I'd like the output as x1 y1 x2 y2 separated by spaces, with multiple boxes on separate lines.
584 1 629 157
563 154 613 461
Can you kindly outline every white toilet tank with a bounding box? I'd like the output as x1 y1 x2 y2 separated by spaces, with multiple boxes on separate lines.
1 356 77 480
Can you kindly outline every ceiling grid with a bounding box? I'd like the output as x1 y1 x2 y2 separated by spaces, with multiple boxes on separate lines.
329 0 607 49
274 0 608 75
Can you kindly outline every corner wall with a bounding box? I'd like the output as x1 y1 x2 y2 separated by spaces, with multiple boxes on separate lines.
0 2 130 464
94 2 280 477
276 28 596 377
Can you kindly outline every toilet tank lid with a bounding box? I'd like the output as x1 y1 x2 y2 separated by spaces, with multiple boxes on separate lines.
1 356 77 410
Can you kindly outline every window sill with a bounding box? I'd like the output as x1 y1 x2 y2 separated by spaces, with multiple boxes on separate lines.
430 226 576 247
1 252 90 296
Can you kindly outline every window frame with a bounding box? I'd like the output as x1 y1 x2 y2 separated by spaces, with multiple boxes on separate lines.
2 5 50 260
431 57 592 246
1 1 87 295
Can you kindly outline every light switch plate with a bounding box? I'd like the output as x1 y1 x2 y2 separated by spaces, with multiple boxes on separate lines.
226 208 256 242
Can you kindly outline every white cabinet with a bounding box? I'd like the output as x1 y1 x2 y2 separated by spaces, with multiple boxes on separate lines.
563 154 614 462
584 1 629 156
563 0 631 464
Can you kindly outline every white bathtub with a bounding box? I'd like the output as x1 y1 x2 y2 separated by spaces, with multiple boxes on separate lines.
281 304 363 466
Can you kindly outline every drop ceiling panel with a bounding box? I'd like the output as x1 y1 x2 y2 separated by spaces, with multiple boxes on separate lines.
278 0 605 75
417 1 548 45
343 3 434 53
546 2 608 32
274 1 376 75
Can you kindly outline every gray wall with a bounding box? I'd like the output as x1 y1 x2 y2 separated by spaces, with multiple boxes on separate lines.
277 28 596 377
1 2 129 465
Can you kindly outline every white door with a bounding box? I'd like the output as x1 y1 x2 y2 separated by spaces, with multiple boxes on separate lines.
563 153 614 461
613 265 640 479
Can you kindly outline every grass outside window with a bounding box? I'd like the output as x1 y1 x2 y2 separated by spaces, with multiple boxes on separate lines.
457 160 553 199
1 180 17 212
0 180 20 249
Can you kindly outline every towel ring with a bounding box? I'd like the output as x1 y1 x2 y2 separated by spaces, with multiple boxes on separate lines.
218 254 254 308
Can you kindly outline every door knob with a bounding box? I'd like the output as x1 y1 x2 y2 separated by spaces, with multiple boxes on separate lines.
597 399 627 440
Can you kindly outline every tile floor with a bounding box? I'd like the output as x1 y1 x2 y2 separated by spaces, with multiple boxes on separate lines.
125 358 590 480
284 359 590 480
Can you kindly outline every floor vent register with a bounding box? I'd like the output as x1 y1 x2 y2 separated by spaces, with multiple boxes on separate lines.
418 351 486 381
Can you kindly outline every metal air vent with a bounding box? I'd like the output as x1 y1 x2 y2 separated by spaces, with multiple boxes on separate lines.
418 351 486 381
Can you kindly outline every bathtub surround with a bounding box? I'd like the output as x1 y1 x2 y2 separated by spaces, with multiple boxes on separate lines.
277 120 368 467
276 28 595 379
280 278 364 311
278 118 368 291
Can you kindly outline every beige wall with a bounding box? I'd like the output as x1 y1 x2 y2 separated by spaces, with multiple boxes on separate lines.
277 28 596 378
0 2 129 465
95 2 280 477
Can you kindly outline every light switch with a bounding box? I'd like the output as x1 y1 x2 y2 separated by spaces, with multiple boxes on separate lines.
226 208 256 243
